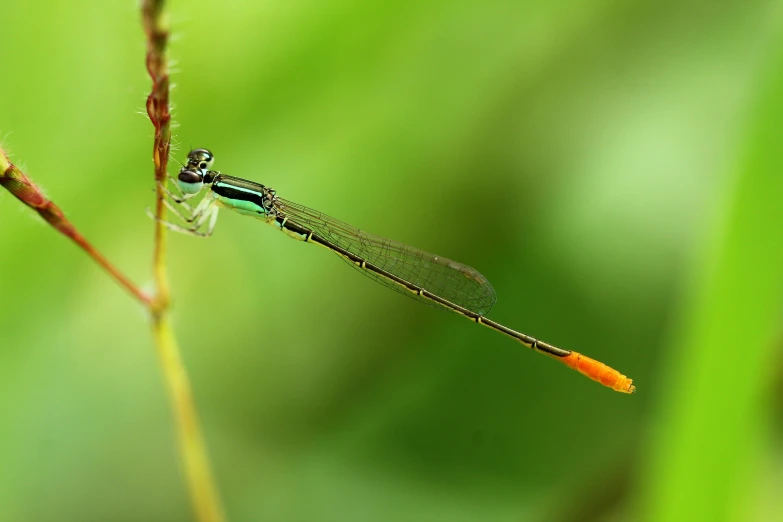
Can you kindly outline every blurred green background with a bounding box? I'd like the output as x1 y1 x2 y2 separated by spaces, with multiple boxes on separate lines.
2 1 783 521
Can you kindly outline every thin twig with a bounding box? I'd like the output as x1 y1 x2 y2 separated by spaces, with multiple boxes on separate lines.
0 148 152 306
141 2 226 522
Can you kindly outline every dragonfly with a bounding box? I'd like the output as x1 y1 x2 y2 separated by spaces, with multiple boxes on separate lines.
154 148 635 394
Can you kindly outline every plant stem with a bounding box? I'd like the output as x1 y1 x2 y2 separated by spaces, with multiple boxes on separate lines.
141 0 173 310
152 315 225 522
141 2 226 521
0 149 152 307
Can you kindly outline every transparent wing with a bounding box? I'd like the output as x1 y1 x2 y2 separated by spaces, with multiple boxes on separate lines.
275 197 497 316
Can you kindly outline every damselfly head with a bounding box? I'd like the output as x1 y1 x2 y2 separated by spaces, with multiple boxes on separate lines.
177 168 204 195
186 148 215 172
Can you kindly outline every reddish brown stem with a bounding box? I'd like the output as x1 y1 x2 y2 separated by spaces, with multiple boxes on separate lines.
0 151 152 306
142 0 173 309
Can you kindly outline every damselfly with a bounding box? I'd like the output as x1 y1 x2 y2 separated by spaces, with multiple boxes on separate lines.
155 148 635 393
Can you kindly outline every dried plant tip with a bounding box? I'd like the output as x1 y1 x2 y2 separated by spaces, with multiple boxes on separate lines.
1 148 79 236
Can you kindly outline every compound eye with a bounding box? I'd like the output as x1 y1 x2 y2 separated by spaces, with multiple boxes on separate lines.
178 169 202 184
188 148 215 170
177 169 204 195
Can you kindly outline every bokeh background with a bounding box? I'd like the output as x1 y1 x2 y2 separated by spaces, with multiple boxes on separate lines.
2 1 783 521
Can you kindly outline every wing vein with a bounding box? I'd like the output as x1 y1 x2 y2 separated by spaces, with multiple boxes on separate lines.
275 198 497 315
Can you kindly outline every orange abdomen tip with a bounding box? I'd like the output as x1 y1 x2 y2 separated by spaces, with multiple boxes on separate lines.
559 351 635 393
